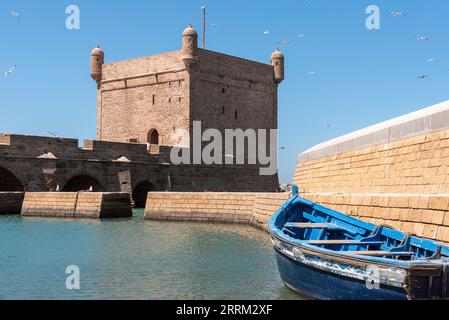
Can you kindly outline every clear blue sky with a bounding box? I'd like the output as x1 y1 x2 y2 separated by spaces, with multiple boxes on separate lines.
1 0 449 183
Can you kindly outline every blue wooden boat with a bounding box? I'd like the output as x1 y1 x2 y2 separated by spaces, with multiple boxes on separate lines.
268 186 449 300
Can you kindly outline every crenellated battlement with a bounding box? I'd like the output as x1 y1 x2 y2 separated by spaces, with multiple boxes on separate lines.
0 133 172 163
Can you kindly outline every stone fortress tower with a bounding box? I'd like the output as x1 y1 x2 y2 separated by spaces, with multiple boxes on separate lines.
0 25 283 202
91 25 284 150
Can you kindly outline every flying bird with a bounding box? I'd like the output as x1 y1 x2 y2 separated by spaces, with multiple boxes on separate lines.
263 30 270 35
306 71 317 75
9 10 20 18
426 58 435 63
417 35 430 41
417 75 428 79
391 11 406 17
277 40 290 45
297 34 305 38
4 65 16 77
324 123 331 128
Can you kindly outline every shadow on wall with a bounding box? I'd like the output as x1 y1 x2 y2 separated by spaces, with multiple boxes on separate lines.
0 166 24 191
63 175 104 192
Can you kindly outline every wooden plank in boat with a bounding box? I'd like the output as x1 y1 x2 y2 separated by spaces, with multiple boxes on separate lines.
306 240 384 246
285 223 345 230
345 251 415 257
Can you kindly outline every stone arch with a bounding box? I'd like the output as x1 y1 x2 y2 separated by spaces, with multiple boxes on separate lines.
132 181 154 208
145 124 163 145
63 175 104 192
0 166 24 191
147 128 159 145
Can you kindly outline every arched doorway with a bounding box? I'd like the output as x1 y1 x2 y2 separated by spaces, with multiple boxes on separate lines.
63 175 103 192
0 166 24 191
132 181 153 208
147 129 159 145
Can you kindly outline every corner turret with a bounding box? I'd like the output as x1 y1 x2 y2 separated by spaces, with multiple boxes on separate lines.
181 24 198 68
91 45 104 83
270 49 284 84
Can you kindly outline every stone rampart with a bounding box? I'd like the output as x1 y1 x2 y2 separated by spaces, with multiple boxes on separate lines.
21 192 132 219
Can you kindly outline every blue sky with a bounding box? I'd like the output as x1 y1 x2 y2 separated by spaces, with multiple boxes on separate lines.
1 1 449 183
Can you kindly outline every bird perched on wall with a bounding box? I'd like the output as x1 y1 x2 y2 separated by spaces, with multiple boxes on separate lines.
88 186 93 192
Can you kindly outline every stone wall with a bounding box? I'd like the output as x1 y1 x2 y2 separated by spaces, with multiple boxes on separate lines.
250 193 290 231
21 192 132 219
99 51 189 145
190 49 277 132
0 134 278 195
303 192 449 244
293 100 449 243
145 192 290 228
294 129 449 194
0 192 24 214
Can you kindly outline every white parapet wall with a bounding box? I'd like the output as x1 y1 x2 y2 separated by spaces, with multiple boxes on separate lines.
299 100 449 163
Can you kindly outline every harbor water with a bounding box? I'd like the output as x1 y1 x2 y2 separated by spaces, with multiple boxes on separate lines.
0 209 302 300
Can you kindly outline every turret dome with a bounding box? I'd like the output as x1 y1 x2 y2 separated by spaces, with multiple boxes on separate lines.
271 49 284 59
91 46 104 58
182 24 198 37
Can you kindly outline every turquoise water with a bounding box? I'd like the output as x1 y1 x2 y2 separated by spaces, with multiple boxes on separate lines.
0 209 302 300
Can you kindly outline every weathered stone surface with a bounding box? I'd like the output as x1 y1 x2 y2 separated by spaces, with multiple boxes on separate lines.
302 192 449 244
21 192 132 219
0 192 24 214
144 192 289 229
0 134 279 197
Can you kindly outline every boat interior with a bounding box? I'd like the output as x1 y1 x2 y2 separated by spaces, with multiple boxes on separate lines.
278 200 449 261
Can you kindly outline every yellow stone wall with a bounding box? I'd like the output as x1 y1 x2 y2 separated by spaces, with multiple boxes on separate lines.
145 192 290 229
21 192 132 218
294 128 449 243
294 129 449 194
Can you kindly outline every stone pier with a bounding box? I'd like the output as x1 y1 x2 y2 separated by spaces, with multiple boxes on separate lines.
144 192 290 230
21 192 132 219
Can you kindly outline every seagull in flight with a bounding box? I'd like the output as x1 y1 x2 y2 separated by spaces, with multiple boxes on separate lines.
417 75 428 80
277 40 290 45
324 123 331 128
306 71 317 75
417 35 430 41
4 65 16 77
426 58 435 63
263 30 270 35
391 11 406 17
9 10 20 18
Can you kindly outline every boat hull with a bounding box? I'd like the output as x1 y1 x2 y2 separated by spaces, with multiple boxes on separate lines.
274 249 409 300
